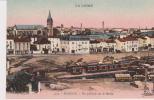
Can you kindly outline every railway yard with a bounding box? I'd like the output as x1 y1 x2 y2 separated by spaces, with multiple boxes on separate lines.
6 51 154 98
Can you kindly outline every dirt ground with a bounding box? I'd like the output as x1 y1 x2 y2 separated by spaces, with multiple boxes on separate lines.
8 51 154 66
6 78 154 99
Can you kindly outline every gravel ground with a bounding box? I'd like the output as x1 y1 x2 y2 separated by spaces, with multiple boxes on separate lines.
6 78 154 99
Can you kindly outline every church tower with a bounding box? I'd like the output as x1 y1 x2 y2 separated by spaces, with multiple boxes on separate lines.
47 10 53 37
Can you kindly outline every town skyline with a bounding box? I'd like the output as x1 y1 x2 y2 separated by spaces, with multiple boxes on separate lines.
8 0 154 28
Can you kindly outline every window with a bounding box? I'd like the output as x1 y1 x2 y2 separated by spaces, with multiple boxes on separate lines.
27 43 29 49
19 43 21 50
10 41 12 49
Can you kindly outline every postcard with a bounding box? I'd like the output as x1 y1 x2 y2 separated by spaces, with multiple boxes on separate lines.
5 0 154 99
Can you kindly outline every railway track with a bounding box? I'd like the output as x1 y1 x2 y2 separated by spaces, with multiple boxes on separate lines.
58 70 128 79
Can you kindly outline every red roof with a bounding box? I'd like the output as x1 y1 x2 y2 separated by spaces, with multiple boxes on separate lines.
148 35 154 38
118 37 137 42
90 40 100 43
105 39 116 43
90 39 116 44
14 37 31 42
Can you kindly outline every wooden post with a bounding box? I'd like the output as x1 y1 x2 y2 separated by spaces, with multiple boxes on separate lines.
38 81 41 93
28 83 32 94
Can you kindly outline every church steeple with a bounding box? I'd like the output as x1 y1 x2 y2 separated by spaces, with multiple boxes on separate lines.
47 10 53 37
47 10 52 21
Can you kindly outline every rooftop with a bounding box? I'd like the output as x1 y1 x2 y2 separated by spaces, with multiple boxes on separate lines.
14 37 31 42
61 35 89 41
118 36 138 42
34 37 50 44
141 31 154 36
14 25 44 30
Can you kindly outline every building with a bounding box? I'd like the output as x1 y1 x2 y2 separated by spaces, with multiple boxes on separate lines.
145 35 154 49
138 37 148 51
61 35 90 54
90 40 102 53
47 10 53 36
48 37 61 53
7 35 15 54
116 37 139 52
90 39 116 53
33 37 51 54
14 37 31 54
13 25 44 36
105 39 116 52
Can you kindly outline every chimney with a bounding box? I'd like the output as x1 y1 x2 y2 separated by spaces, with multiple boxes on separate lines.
102 21 105 33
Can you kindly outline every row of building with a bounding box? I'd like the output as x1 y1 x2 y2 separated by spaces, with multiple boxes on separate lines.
6 34 154 55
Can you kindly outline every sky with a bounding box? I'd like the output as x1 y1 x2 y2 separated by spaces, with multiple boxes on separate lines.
8 0 154 28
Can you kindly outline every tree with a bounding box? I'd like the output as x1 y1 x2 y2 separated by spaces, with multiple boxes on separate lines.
7 71 32 92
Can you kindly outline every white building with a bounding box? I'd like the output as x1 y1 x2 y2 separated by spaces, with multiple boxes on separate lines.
48 37 61 53
116 37 139 52
61 35 90 54
14 37 31 54
7 36 15 54
90 40 102 53
90 39 116 53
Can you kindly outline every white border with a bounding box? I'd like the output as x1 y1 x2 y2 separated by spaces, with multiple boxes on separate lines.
0 0 6 100
2 0 154 100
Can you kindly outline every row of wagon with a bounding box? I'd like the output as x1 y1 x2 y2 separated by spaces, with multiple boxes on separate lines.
67 63 125 75
115 74 154 82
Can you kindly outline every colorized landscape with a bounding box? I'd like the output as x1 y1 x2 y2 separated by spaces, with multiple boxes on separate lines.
6 0 154 99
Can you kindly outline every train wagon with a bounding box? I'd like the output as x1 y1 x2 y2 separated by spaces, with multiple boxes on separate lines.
133 75 145 81
115 74 132 82
96 64 109 72
148 74 154 81
119 60 130 69
85 64 98 73
69 66 83 75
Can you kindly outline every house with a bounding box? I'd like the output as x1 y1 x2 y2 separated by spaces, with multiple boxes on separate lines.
105 39 116 52
31 35 38 44
138 37 148 51
48 36 61 53
145 35 154 49
60 35 90 54
90 39 116 53
33 37 51 54
14 37 31 54
7 35 15 54
90 40 101 53
116 36 139 52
